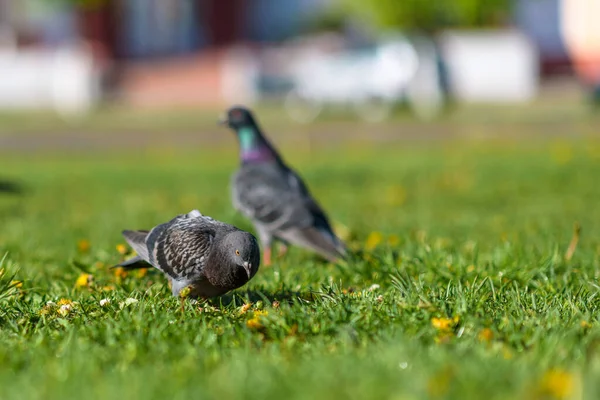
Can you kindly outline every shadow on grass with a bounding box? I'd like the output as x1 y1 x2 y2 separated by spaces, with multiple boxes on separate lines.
210 288 311 308
0 180 23 195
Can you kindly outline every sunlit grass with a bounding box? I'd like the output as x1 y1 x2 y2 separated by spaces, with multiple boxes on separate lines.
1 136 600 399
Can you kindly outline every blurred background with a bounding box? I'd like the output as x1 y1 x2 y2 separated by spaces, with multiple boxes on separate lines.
0 0 598 122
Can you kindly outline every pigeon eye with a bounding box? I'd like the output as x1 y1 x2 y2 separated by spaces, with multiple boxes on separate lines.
235 249 240 256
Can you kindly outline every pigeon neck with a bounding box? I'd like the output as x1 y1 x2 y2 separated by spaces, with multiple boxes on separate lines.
238 126 275 164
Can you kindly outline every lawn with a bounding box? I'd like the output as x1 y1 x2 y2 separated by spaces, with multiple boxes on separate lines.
1 116 600 399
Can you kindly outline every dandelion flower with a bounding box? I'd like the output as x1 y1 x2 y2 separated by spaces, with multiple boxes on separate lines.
431 316 459 331
246 317 263 329
387 234 400 246
246 310 268 330
239 303 252 314
478 328 494 342
116 244 128 255
581 320 592 329
538 369 575 399
75 273 93 289
77 239 91 253
136 268 148 278
365 232 383 250
113 267 128 281
57 298 74 307
10 280 22 289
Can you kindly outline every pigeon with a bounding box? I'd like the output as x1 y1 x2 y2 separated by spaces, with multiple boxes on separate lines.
113 210 261 299
219 106 347 266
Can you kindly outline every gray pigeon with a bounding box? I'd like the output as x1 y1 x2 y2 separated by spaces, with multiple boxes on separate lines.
114 210 260 299
219 106 347 265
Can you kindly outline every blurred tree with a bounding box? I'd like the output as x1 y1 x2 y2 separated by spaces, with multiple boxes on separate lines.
339 0 512 33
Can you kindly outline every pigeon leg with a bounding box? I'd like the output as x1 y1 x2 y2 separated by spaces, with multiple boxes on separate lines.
278 243 289 258
256 226 273 266
263 247 272 267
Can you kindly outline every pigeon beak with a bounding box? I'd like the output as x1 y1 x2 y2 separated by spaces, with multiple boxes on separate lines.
218 113 228 126
242 261 252 278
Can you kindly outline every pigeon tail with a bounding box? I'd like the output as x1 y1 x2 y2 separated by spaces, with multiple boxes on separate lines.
122 230 150 262
110 255 149 270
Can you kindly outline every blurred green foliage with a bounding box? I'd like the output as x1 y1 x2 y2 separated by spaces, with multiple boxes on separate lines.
339 0 512 32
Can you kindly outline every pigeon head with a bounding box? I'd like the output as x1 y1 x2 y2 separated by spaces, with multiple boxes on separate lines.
208 230 261 287
219 106 256 130
219 106 279 164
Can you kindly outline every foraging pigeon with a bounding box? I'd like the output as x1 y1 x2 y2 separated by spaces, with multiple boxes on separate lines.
220 106 347 265
114 210 260 299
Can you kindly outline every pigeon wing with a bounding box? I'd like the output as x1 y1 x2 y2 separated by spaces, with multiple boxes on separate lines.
234 164 346 260
233 164 310 229
281 169 347 259
146 212 219 280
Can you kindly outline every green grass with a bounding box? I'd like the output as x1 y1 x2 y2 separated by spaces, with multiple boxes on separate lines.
1 133 600 399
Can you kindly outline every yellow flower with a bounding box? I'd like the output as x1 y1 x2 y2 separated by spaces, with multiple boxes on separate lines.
57 298 74 307
102 285 115 292
580 320 591 329
39 306 52 316
239 303 252 314
116 244 128 255
538 369 576 399
113 267 128 281
93 261 105 269
365 232 383 250
431 316 459 331
77 239 91 253
74 273 93 289
179 286 192 299
246 310 269 330
246 317 263 329
10 280 22 289
478 328 493 342
136 268 148 278
387 234 400 246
